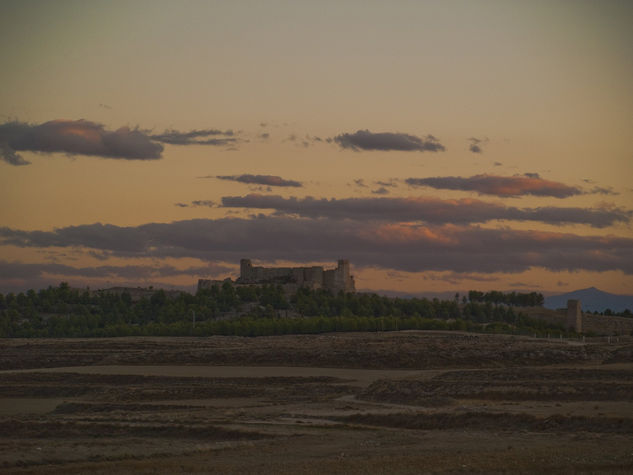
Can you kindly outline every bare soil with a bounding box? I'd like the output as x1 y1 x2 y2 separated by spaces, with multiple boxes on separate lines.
0 331 632 473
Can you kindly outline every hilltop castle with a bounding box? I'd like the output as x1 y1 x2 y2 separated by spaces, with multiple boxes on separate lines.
198 259 355 294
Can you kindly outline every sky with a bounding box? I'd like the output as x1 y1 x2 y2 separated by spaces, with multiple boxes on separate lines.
1 0 632 296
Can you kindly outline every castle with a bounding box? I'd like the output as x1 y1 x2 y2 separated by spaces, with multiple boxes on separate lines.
198 259 355 294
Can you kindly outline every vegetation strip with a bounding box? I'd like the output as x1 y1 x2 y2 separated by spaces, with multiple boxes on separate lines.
1 283 572 338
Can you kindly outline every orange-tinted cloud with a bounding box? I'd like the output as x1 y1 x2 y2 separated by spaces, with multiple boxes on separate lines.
406 173 582 198
1 217 632 275
216 194 631 227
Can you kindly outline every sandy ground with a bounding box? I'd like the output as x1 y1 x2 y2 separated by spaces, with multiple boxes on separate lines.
0 331 632 473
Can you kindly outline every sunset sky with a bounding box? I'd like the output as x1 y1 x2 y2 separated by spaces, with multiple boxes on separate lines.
1 0 632 296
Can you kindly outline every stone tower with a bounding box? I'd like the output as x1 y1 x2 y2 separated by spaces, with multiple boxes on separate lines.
240 259 253 282
336 259 355 292
566 299 582 333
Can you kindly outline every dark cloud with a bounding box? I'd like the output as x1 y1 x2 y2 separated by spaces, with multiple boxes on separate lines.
0 120 241 165
468 139 481 153
375 180 398 188
219 194 630 228
174 202 189 208
1 217 631 274
215 174 303 188
353 179 368 188
468 137 488 154
191 200 216 207
406 174 582 198
333 130 445 152
371 187 389 195
0 142 29 165
0 119 163 165
150 128 235 146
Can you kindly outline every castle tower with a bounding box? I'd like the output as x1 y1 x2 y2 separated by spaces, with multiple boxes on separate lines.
337 259 350 280
336 259 355 292
240 259 253 282
566 299 582 333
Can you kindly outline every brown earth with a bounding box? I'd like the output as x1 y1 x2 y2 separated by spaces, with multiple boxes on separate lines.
0 331 632 473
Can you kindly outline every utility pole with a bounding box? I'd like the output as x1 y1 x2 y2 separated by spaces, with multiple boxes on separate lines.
192 310 196 329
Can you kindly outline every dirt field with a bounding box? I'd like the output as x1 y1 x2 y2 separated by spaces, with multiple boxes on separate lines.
1 331 632 473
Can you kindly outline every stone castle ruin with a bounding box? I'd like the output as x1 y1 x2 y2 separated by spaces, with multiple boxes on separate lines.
566 299 583 333
198 259 355 294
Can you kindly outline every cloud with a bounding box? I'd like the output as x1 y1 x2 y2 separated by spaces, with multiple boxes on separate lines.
422 271 500 285
406 174 583 198
0 120 241 165
0 260 231 280
0 142 30 165
353 179 368 188
0 119 164 165
191 200 216 207
215 174 303 187
218 194 631 228
589 186 618 196
333 130 445 152
150 128 236 146
1 217 632 274
371 187 389 195
468 137 487 154
0 260 233 292
375 180 398 188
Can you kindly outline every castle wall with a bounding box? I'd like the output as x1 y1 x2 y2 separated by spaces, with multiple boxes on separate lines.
581 314 633 336
521 304 632 336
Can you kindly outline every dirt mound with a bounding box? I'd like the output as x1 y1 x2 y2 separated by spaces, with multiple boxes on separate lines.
339 412 633 434
361 368 633 403
0 419 267 440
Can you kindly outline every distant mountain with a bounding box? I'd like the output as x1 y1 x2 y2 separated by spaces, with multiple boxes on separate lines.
544 287 633 313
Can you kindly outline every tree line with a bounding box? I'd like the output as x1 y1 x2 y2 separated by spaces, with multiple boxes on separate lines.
467 290 544 306
0 282 563 338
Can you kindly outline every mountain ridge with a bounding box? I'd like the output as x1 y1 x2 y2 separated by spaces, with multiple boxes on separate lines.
544 287 633 313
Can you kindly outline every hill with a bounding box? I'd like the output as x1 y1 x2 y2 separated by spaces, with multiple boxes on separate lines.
544 287 633 313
